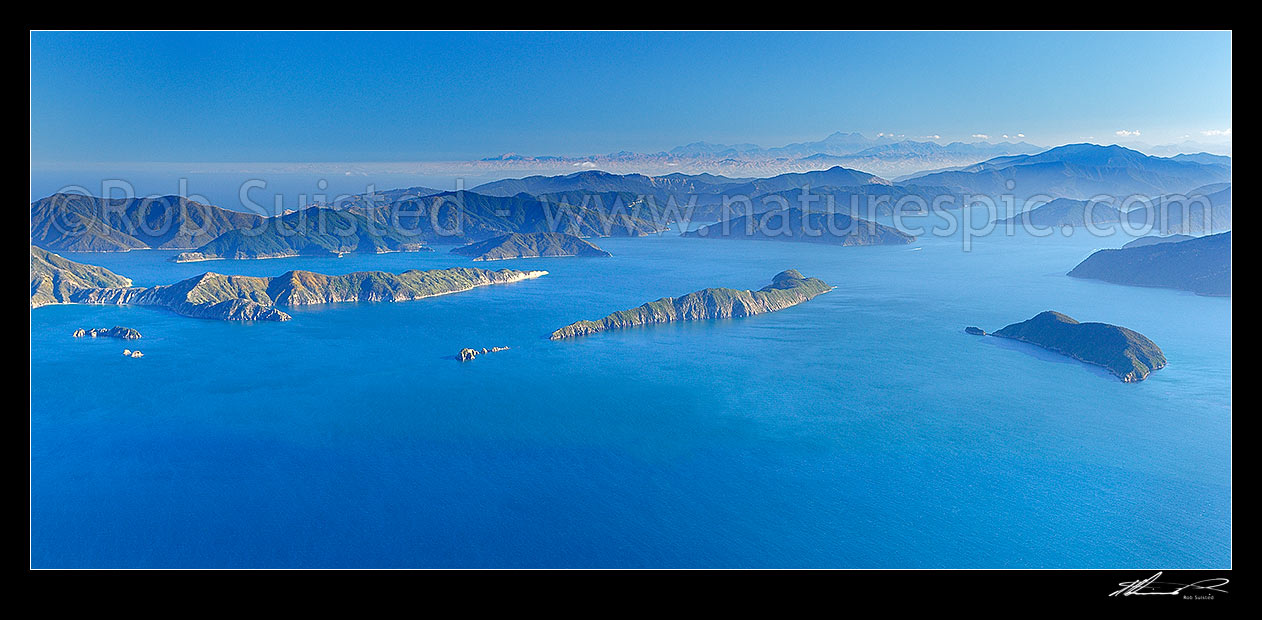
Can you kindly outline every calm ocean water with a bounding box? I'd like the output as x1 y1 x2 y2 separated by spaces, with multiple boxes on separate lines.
30 223 1232 568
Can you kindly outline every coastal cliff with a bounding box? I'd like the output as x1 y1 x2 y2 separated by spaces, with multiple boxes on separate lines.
550 270 831 340
990 311 1167 382
30 246 133 308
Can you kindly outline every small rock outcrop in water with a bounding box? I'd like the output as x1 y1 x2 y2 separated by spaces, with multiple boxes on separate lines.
989 311 1167 382
458 346 510 361
550 270 832 340
45 267 547 322
73 326 142 340
123 349 143 358
450 232 612 261
964 326 986 336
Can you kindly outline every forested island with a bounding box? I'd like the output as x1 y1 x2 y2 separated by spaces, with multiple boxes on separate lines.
989 311 1167 382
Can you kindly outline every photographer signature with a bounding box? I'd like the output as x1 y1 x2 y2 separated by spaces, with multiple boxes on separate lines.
1110 572 1229 597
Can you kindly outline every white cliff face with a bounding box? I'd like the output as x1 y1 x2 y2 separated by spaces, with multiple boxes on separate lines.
496 271 548 284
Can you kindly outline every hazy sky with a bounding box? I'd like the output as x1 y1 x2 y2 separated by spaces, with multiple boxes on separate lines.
30 30 1232 164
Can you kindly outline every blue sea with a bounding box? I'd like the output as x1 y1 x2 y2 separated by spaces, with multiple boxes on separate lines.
30 222 1232 568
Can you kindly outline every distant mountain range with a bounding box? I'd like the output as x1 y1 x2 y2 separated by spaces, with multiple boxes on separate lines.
468 132 1228 180
903 144 1231 200
667 132 1042 160
31 144 1230 260
475 145 1229 220
476 132 1048 178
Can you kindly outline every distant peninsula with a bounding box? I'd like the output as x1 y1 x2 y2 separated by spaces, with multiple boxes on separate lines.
37 263 546 322
450 232 612 261
550 270 831 340
682 208 915 245
989 311 1167 382
1068 232 1230 296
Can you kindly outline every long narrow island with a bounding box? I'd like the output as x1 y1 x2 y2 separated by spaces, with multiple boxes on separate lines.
550 270 832 340
31 247 546 321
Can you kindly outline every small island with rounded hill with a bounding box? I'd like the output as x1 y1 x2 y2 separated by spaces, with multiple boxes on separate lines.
985 311 1167 382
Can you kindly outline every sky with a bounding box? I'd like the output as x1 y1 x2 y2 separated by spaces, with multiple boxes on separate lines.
31 30 1232 166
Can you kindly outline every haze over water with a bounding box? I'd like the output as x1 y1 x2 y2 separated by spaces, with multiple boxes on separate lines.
30 226 1230 568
